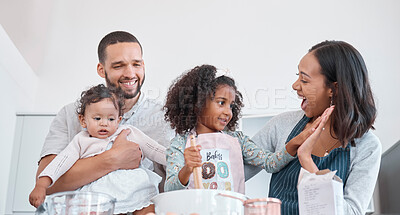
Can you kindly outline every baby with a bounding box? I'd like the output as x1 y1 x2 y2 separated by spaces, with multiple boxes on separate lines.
29 84 166 214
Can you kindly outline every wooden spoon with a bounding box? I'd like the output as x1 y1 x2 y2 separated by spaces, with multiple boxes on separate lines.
190 135 203 189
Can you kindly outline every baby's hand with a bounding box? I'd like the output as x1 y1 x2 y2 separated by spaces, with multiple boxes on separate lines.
183 145 202 172
29 186 46 208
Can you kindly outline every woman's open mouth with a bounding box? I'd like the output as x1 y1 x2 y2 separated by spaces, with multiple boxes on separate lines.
299 95 308 111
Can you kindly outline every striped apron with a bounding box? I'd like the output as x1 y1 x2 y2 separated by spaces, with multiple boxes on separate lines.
269 115 350 215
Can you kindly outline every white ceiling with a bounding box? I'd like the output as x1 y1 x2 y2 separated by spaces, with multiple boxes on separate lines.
0 0 54 74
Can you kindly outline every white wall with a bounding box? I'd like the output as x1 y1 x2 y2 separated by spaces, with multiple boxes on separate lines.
0 0 53 73
34 0 400 152
0 25 38 215
0 0 399 212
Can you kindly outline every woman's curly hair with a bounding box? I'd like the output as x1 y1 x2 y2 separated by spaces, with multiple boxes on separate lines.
164 64 243 135
76 84 125 117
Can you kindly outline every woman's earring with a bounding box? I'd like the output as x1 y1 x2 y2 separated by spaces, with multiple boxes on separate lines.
330 97 334 106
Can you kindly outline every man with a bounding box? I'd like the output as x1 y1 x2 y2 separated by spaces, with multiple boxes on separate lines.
37 31 173 194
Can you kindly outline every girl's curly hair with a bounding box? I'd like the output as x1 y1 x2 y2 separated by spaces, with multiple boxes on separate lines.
76 84 125 116
164 64 243 135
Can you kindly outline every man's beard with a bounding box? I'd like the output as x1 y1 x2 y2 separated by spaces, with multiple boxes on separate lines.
104 71 144 99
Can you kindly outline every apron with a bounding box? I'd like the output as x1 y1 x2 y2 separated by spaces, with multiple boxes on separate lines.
268 115 351 215
185 132 246 194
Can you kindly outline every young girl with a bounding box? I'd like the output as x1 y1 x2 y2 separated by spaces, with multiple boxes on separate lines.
163 64 329 194
29 84 166 214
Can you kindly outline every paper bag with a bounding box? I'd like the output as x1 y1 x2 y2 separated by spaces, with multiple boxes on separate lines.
297 168 344 215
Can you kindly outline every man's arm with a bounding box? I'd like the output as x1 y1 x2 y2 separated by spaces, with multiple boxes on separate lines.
37 129 142 194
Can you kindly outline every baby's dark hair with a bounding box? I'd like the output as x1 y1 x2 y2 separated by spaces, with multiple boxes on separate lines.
164 64 243 135
77 84 125 116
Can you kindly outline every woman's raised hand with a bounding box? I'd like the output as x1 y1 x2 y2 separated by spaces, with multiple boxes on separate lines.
285 114 323 156
297 106 335 172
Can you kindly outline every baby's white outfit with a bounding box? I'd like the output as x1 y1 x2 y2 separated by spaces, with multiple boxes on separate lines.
39 124 166 213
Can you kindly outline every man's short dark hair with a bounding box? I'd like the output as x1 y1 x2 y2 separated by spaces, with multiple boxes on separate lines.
97 31 143 64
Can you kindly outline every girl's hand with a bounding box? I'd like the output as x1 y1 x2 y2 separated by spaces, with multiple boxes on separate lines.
298 106 335 172
183 145 202 172
178 145 202 185
285 116 322 156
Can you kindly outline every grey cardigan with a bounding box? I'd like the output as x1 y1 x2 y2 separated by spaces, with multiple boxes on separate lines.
246 110 381 215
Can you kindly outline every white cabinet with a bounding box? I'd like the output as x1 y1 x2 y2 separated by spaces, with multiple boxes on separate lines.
6 114 55 215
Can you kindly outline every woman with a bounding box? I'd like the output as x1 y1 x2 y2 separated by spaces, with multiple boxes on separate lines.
252 40 381 215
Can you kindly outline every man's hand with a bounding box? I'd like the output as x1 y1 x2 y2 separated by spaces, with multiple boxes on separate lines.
103 129 142 171
38 129 143 195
